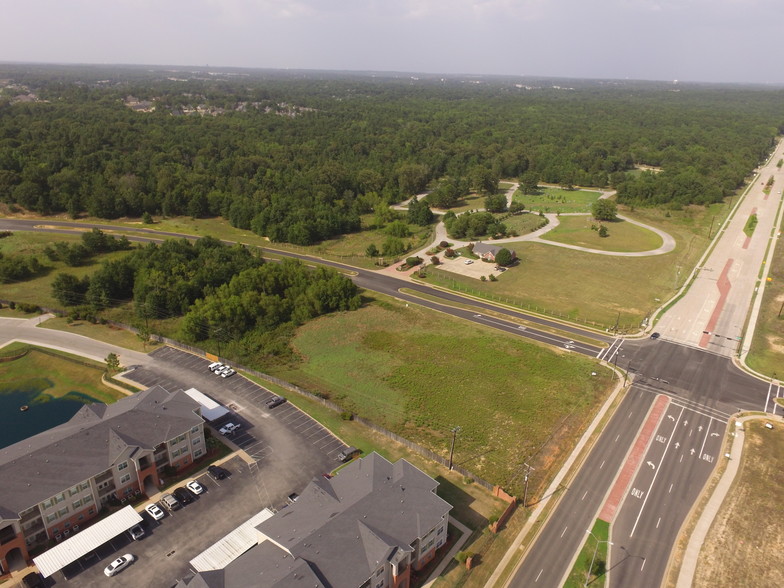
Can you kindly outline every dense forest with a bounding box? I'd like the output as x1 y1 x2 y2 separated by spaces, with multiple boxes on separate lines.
1 64 784 247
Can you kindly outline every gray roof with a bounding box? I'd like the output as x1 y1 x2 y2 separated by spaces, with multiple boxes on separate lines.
257 453 452 588
0 385 202 516
473 242 514 256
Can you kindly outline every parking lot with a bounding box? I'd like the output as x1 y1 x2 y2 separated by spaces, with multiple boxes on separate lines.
47 346 349 586
435 254 503 279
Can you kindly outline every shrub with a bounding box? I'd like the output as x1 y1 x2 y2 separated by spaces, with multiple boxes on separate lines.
444 248 456 258
599 225 609 237
405 256 422 267
480 275 487 282
340 411 353 421
430 256 439 265
16 302 41 313
455 551 474 564
489 274 497 281
439 240 449 248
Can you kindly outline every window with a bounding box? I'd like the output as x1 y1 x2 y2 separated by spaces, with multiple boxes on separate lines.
83 495 93 505
437 526 444 534
191 426 199 434
119 474 131 485
118 461 128 471
194 449 203 458
45 514 57 524
88 508 95 515
58 508 69 518
80 482 90 492
376 581 384 588
64 522 71 528
54 493 65 504
42 499 53 510
72 499 82 510
377 568 384 576
193 437 201 445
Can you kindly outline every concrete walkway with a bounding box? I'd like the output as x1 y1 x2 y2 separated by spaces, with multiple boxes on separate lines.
422 517 471 588
674 415 775 587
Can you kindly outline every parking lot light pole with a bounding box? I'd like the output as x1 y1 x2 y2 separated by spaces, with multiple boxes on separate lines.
585 529 613 587
448 426 461 470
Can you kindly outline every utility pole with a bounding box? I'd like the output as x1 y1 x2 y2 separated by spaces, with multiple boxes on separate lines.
523 463 535 508
612 311 620 335
448 426 461 470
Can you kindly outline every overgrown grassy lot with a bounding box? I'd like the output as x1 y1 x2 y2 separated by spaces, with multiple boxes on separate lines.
501 212 549 235
746 213 784 377
0 231 130 309
540 215 664 252
693 421 784 587
421 202 729 329
513 187 602 214
0 342 123 405
268 296 614 496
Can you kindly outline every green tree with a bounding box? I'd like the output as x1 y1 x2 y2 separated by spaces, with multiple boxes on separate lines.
494 248 514 267
366 243 379 258
485 193 507 213
407 196 434 226
519 171 539 195
592 199 618 221
598 224 609 237
105 352 121 372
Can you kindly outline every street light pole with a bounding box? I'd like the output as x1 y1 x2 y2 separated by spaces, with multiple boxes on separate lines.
585 529 613 587
448 426 461 470
523 462 535 508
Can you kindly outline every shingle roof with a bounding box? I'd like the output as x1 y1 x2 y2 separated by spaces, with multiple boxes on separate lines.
0 385 202 515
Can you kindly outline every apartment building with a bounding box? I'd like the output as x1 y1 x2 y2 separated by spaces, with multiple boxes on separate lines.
177 453 453 588
0 385 203 574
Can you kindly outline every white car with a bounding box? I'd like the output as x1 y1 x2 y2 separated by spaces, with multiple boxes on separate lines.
464 259 473 265
186 480 204 495
208 361 222 372
220 368 236 378
144 503 165 521
104 554 135 577
213 365 229 375
219 423 241 435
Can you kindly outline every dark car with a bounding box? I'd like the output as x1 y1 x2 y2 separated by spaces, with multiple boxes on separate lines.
22 572 45 588
650 332 661 339
266 395 287 409
129 523 145 541
208 465 228 480
173 487 195 505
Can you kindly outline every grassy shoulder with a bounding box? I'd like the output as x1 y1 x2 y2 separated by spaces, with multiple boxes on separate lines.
541 215 663 252
0 342 125 405
564 520 611 588
266 294 614 497
746 212 784 377
693 420 784 587
39 316 163 353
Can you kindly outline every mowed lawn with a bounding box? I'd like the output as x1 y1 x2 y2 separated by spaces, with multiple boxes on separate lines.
269 298 614 495
0 343 123 405
693 421 784 587
514 187 602 214
540 215 664 252
422 203 725 329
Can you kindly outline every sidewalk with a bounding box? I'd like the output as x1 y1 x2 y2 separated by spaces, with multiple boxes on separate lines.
484 369 628 588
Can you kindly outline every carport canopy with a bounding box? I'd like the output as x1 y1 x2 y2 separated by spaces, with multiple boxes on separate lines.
184 387 230 421
190 508 274 572
33 506 142 578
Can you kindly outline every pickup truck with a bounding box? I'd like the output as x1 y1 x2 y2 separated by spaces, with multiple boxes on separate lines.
219 423 241 435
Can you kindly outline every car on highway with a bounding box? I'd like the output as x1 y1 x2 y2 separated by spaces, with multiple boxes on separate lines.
104 554 135 577
219 423 241 435
173 487 195 505
129 524 145 541
266 395 287 409
187 480 205 495
145 503 165 520
208 465 228 480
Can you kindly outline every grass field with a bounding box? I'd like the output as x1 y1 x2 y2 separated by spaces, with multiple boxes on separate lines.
268 295 614 496
693 420 784 587
540 215 664 252
513 187 602 214
502 212 549 235
746 210 784 377
0 231 131 309
421 202 729 329
0 342 124 405
564 520 611 588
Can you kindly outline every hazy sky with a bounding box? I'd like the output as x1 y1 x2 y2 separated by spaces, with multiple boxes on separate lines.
2 0 781 84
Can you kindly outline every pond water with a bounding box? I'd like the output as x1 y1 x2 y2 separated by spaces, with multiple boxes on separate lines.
0 380 98 450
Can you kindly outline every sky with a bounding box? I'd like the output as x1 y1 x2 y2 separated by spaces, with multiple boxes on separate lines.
2 0 782 84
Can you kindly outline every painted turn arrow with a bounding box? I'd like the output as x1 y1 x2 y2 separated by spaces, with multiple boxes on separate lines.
646 461 656 469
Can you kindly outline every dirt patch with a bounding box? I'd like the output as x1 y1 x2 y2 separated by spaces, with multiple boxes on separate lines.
693 420 784 587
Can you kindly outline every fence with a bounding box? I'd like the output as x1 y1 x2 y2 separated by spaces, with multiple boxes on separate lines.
0 299 503 494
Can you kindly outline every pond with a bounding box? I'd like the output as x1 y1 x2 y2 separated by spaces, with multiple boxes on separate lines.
0 378 98 450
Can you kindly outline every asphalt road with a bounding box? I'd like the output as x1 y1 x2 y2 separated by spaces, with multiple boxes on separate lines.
507 339 771 588
0 218 612 356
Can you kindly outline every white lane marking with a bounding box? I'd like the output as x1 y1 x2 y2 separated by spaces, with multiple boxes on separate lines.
600 460 605 469
535 569 544 582
615 434 620 442
630 405 686 538
656 517 661 529
561 526 568 538
582 491 588 501
698 421 712 459
669 483 673 493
